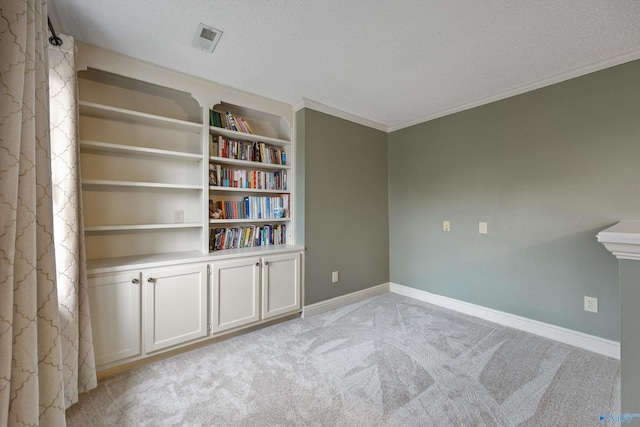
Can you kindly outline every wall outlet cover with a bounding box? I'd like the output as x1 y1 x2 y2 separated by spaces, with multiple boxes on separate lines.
584 296 598 313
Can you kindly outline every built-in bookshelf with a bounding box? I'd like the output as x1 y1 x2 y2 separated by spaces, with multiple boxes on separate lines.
78 69 205 262
208 102 294 255
77 67 296 265
78 44 302 374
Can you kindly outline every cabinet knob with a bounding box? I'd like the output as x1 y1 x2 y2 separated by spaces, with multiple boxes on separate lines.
131 278 139 284
265 261 269 265
255 262 260 266
147 277 155 283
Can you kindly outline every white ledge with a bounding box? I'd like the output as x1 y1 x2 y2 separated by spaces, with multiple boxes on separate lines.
597 221 640 261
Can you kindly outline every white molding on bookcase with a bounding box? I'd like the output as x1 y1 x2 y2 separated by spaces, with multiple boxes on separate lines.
388 48 640 132
302 283 390 318
389 283 620 359
294 97 388 132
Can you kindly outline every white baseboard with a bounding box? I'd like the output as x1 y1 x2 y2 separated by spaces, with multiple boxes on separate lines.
303 283 390 318
389 283 620 359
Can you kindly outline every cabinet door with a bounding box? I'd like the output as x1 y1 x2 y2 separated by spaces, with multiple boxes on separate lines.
88 271 141 366
262 252 301 320
211 258 260 333
144 263 208 353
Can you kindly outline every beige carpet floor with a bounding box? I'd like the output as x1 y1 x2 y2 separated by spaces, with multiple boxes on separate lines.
66 292 620 426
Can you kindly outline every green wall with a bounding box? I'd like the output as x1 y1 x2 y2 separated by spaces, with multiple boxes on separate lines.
620 260 640 413
300 108 389 305
388 60 640 341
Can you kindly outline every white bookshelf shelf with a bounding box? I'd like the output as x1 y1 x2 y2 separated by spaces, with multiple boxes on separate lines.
80 101 203 133
85 223 203 232
209 186 289 194
209 126 291 147
85 244 305 273
209 218 290 224
81 140 202 161
209 156 291 170
83 179 202 190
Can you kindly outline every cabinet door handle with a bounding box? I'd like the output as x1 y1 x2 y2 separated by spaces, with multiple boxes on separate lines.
147 277 155 283
131 278 139 284
265 261 269 265
255 262 260 266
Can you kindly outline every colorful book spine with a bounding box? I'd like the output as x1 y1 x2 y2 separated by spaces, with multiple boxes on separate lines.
210 224 286 251
211 195 289 220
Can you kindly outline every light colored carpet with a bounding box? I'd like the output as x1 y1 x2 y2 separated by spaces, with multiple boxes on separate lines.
66 292 620 426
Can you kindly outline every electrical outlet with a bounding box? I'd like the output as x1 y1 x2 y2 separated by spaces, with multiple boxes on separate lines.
584 296 598 313
443 221 451 232
332 271 339 283
174 210 184 223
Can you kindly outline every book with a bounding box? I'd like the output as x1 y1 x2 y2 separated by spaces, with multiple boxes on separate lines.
210 110 223 128
241 118 254 134
225 111 238 131
209 163 221 186
210 134 219 157
235 115 248 133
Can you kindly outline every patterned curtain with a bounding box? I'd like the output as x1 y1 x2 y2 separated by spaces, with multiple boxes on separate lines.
49 34 97 409
0 0 67 425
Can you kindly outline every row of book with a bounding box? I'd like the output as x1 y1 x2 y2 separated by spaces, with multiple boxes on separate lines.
209 110 254 134
209 163 287 190
210 195 289 220
210 135 286 165
210 224 286 251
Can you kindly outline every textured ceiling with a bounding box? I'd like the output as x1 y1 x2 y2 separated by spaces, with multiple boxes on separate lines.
51 0 640 131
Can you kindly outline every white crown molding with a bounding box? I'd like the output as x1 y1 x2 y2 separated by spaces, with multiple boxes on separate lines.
294 97 389 132
389 283 620 359
386 48 640 132
302 283 390 318
296 50 640 134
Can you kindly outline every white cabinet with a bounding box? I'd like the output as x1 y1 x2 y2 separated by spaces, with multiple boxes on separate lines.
262 252 301 320
210 257 260 333
89 263 208 368
210 251 302 333
88 271 141 366
144 263 208 353
88 250 302 372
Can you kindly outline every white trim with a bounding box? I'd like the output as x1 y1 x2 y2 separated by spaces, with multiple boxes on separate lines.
294 98 388 132
597 221 640 260
389 283 620 359
302 283 390 318
387 48 640 132
295 49 640 134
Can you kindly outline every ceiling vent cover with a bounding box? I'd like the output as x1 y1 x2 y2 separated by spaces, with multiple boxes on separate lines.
192 23 223 53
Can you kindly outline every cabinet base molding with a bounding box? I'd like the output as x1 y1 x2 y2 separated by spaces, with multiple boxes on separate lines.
97 311 300 380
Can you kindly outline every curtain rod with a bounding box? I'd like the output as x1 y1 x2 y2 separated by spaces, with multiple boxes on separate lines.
48 17 63 46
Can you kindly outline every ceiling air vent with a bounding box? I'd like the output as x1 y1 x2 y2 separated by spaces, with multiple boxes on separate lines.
192 23 223 53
